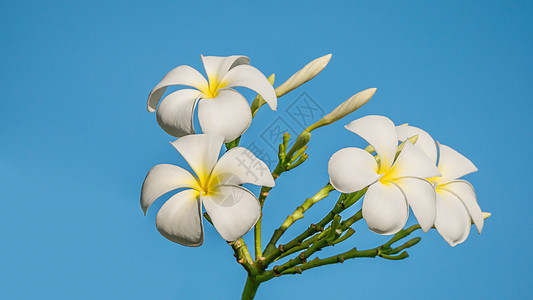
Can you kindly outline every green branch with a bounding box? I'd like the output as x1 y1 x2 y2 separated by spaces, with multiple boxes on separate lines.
254 131 311 261
228 238 256 276
262 189 365 266
262 183 335 257
271 223 422 277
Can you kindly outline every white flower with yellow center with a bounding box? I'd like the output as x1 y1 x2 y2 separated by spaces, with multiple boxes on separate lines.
397 125 483 246
328 115 441 235
147 55 277 142
141 134 275 246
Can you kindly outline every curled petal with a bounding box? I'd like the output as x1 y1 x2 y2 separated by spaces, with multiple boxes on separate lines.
201 55 250 83
345 115 398 171
156 89 201 138
437 143 478 184
362 181 409 235
198 89 252 143
328 147 380 193
222 65 277 110
387 142 441 180
210 147 275 187
396 125 438 164
147 65 208 112
202 185 261 242
435 189 471 246
140 164 197 214
440 180 483 234
156 189 204 246
393 177 436 232
170 134 224 183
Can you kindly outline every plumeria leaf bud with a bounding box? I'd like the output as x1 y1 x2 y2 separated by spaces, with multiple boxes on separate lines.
275 54 332 97
306 88 377 132
286 131 312 161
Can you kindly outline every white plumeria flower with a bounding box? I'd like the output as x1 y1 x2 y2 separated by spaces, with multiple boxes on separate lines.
141 134 275 246
397 125 483 246
147 55 277 142
328 115 441 235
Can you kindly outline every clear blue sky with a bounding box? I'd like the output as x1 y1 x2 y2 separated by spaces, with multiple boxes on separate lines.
1 0 531 299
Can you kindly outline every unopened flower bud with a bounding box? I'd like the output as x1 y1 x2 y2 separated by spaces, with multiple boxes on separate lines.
306 88 377 132
275 54 332 97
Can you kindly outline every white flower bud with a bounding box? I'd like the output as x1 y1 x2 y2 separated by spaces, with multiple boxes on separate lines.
307 88 376 132
275 54 332 97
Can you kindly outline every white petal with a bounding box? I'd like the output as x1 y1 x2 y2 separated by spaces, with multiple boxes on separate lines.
155 189 204 246
396 125 438 164
393 177 436 232
362 181 408 235
147 65 208 112
140 164 197 214
435 188 471 246
200 55 250 82
202 185 261 242
328 147 380 193
345 115 398 171
170 134 224 182
440 180 483 234
197 89 252 143
437 143 478 184
156 89 201 138
387 142 441 180
210 147 275 187
222 65 277 110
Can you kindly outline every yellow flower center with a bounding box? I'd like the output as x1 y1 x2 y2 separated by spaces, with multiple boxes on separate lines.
199 76 228 99
191 169 224 196
377 159 399 183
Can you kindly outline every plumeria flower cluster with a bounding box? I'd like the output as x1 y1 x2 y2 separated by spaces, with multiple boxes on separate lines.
328 115 485 246
140 53 488 299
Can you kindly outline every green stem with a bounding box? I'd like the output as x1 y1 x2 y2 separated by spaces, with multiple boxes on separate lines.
262 189 366 267
276 209 362 261
254 214 263 260
229 238 255 275
382 224 421 249
263 183 334 256
277 226 420 276
279 248 380 275
253 133 296 261
241 276 260 300
254 184 277 261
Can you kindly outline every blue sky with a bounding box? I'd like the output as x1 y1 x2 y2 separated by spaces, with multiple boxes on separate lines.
1 0 532 299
